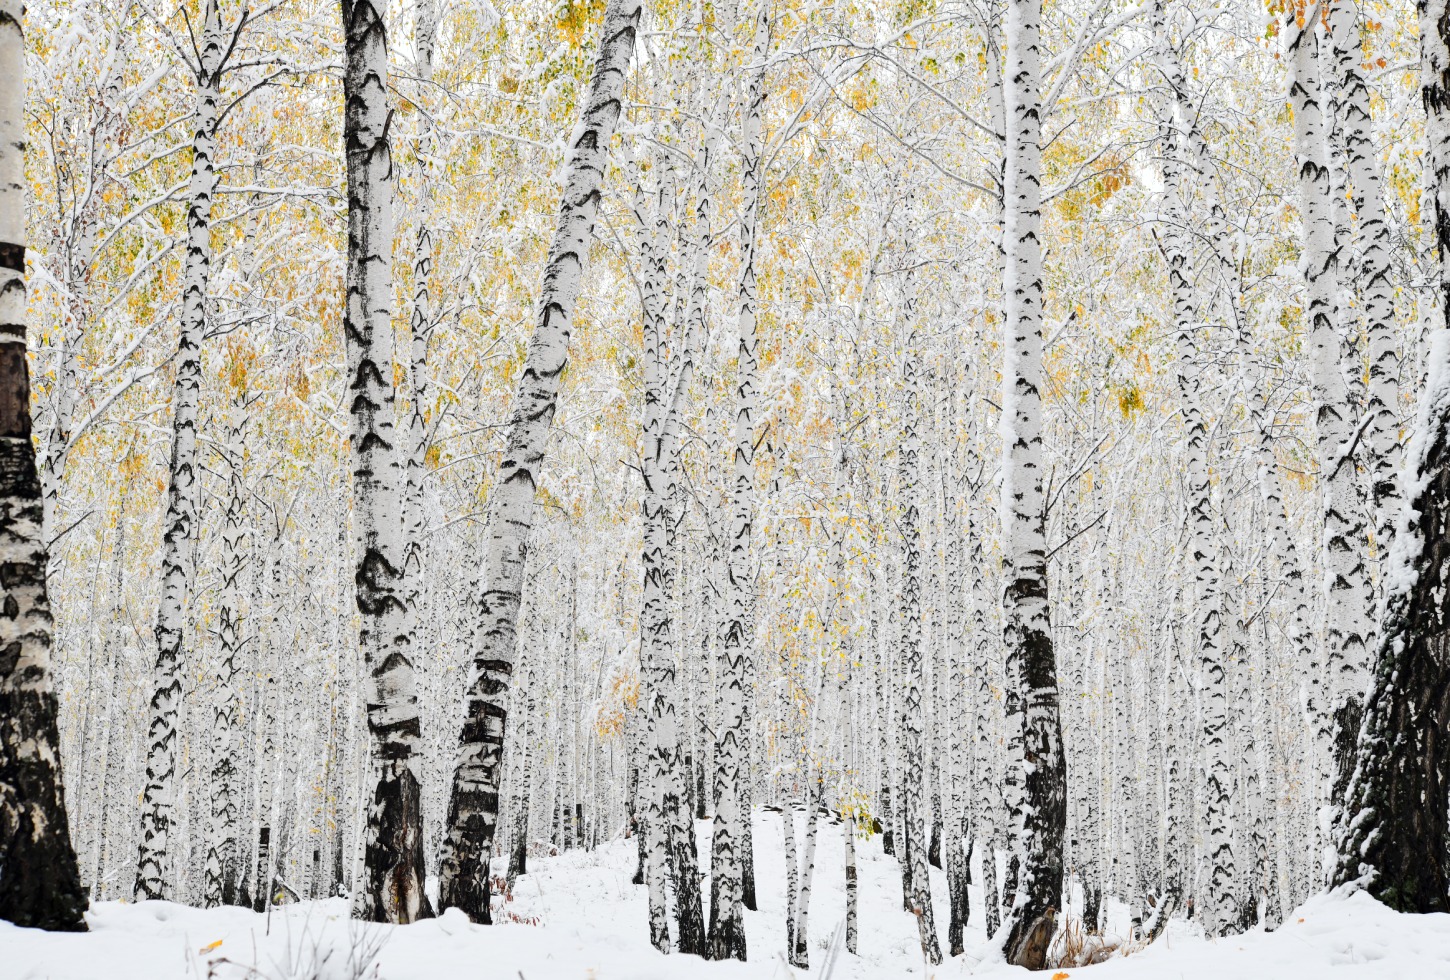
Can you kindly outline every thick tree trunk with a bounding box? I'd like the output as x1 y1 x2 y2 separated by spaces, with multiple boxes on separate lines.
136 0 222 902
438 0 640 923
341 0 431 924
1327 0 1401 552
1000 0 1068 966
1331 0 1450 912
1286 0 1376 822
0 3 88 928
1329 339 1450 911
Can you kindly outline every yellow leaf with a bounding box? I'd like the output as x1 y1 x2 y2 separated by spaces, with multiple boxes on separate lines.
200 940 223 954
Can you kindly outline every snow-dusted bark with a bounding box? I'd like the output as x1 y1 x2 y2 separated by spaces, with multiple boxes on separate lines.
943 386 969 956
0 3 88 928
1327 0 1401 550
438 0 640 923
1154 19 1234 927
1157 10 1316 833
1329 320 1450 911
708 6 767 961
1286 4 1377 804
999 0 1067 965
784 782 821 968
204 381 247 908
401 0 438 676
637 122 711 954
135 0 223 902
967 483 1002 938
341 0 430 924
896 220 942 966
1331 0 1450 913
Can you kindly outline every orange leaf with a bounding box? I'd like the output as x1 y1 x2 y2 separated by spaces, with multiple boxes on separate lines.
199 940 223 954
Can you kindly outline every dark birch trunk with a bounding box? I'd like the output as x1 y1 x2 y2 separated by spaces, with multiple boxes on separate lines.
0 1 88 929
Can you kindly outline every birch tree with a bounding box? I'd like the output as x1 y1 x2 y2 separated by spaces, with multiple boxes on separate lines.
999 0 1068 964
1331 0 1450 913
135 0 226 902
341 0 430 924
438 0 641 923
707 2 768 962
0 0 88 930
1285 0 1377 808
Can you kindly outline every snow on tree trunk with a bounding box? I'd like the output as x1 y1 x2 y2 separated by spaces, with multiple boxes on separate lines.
999 0 1068 965
1154 17 1235 927
135 0 222 902
204 372 247 909
708 4 767 962
1331 0 1450 912
896 215 943 966
401 0 438 697
438 0 640 923
341 0 431 924
0 1 88 929
1286 3 1378 822
1327 0 1401 554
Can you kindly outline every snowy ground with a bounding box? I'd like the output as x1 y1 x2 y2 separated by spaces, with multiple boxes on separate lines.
3 811 1446 979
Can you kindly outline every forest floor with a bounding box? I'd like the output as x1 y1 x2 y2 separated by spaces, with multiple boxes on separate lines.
2 810 1445 979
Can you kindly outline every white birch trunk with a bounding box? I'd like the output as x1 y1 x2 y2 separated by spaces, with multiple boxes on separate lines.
896 215 942 966
341 0 430 924
707 4 767 961
999 0 1068 964
135 0 222 901
1285 3 1377 830
438 0 640 922
1327 0 1401 553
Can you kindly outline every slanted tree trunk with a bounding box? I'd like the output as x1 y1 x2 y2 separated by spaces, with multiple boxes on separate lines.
0 3 88 928
1000 0 1068 965
341 0 431 924
438 0 641 923
1331 0 1450 912
136 0 223 901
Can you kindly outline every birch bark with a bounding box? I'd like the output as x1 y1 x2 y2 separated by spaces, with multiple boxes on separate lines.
1285 3 1377 816
438 0 640 923
0 0 88 928
1000 0 1068 963
1331 0 1450 913
136 0 223 901
896 215 942 966
707 4 768 962
341 0 431 924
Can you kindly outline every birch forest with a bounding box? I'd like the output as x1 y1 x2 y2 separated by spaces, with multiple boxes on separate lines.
2 0 1450 976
